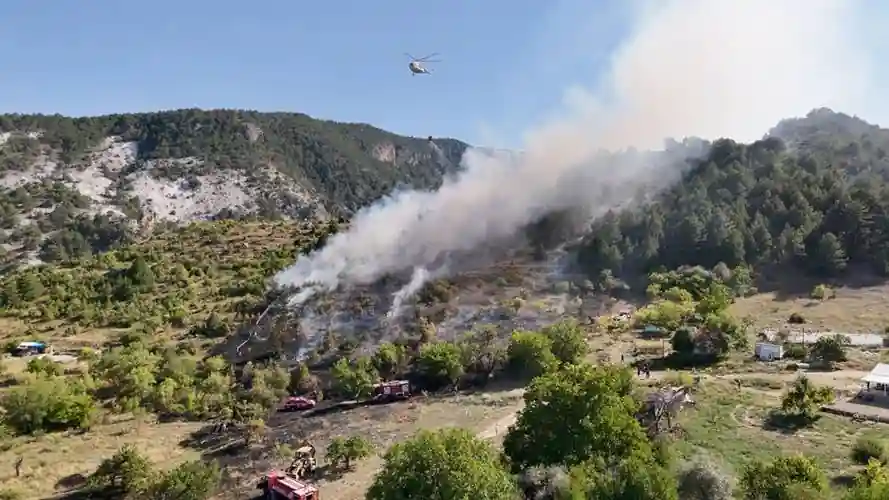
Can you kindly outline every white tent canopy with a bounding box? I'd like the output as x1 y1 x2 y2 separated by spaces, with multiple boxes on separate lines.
862 363 889 385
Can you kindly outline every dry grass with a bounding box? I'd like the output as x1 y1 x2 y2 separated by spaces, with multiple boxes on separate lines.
0 415 204 499
0 319 29 342
731 284 889 333
208 390 525 500
0 390 525 500
676 377 889 492
0 220 309 352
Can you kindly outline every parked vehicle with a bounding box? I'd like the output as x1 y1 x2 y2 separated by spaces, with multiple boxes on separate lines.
372 380 411 402
278 396 317 413
256 441 320 499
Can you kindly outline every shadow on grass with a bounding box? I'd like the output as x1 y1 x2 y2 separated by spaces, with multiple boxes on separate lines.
43 473 92 500
48 491 93 500
752 264 889 301
465 375 527 394
49 486 122 500
831 473 857 489
646 353 720 372
314 463 347 482
179 423 252 460
54 473 87 491
799 363 838 373
762 410 820 435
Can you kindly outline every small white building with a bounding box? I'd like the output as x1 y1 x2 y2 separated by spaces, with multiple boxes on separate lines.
861 363 889 396
755 342 784 361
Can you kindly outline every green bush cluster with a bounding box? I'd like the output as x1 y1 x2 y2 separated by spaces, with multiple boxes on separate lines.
86 444 220 499
0 219 335 338
326 318 590 399
0 180 133 260
0 341 291 436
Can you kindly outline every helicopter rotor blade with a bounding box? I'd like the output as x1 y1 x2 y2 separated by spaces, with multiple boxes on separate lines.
417 52 440 62
405 53 418 61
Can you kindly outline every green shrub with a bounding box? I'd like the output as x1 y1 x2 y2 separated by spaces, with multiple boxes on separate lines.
2 375 97 434
784 344 807 360
26 357 64 377
852 436 888 465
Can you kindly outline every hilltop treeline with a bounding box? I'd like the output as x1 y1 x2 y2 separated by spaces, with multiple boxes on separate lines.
0 109 468 212
577 109 889 282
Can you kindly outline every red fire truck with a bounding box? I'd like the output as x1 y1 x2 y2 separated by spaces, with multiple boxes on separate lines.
257 470 319 499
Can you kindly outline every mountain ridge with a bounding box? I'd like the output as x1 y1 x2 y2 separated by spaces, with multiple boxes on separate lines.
0 106 885 270
0 108 469 265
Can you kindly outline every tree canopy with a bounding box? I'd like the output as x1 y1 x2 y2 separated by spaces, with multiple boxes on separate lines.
366 428 518 500
576 109 889 282
502 363 649 471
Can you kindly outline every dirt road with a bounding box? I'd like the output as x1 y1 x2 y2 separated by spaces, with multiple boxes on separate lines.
478 407 523 441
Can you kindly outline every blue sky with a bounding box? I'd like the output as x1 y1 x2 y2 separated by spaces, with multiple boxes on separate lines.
0 0 628 147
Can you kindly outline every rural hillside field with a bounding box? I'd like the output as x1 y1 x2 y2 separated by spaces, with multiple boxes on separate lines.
3 108 889 499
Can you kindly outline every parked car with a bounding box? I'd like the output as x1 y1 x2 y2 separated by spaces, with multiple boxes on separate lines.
278 396 317 413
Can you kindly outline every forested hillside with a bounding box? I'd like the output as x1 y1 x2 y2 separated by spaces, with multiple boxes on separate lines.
576 109 889 282
0 109 467 212
0 109 467 265
2 105 886 282
5 107 889 500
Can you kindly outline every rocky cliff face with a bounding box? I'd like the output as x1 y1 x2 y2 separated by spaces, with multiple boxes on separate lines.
0 109 468 265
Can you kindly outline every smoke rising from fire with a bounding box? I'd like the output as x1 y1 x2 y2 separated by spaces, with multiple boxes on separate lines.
273 0 880 304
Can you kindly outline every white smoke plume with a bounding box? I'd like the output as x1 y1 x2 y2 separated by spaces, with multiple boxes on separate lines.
387 266 435 319
273 0 881 304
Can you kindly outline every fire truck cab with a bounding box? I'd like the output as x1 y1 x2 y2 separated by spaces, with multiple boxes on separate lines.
258 471 319 500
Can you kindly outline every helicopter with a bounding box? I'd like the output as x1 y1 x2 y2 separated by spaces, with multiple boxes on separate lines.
406 52 440 76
